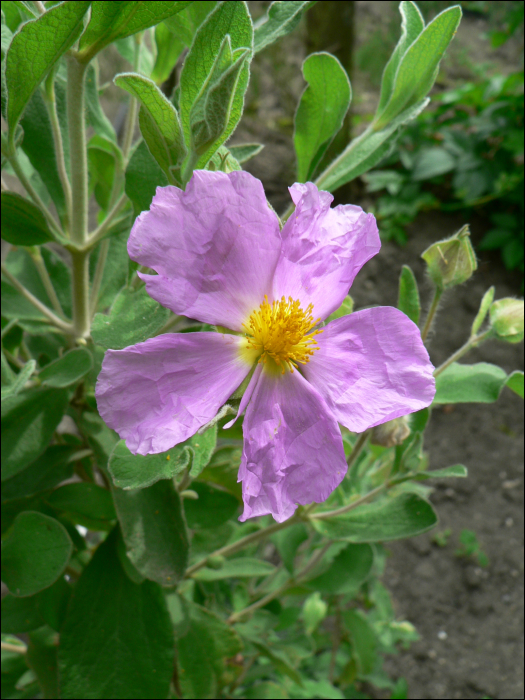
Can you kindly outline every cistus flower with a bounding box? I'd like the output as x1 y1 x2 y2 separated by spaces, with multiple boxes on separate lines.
96 170 435 523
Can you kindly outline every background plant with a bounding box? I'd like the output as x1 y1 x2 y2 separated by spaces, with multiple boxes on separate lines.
1 2 523 699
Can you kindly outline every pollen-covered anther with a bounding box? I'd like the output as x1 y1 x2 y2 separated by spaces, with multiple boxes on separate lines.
243 295 322 373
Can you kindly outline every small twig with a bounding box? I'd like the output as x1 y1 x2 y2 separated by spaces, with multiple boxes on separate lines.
45 74 72 229
1 265 73 334
86 192 129 249
89 239 109 316
433 328 493 378
1 641 27 654
311 483 387 521
29 247 68 319
421 287 443 343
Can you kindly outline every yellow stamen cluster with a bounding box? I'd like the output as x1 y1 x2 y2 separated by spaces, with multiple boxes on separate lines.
243 295 322 374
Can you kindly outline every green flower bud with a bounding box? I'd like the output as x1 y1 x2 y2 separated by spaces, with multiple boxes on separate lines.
206 555 226 570
370 416 411 447
421 225 477 290
489 298 524 343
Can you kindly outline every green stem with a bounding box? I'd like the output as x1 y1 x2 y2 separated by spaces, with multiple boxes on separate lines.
421 286 443 343
121 34 142 161
89 239 109 317
45 75 73 231
28 248 68 319
227 542 331 624
311 483 387 521
66 54 90 338
433 328 493 378
185 518 299 578
85 192 128 249
1 265 73 334
34 1 46 14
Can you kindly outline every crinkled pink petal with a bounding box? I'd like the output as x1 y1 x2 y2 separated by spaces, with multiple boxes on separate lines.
272 182 380 321
95 332 250 455
303 307 436 433
127 170 282 331
238 368 347 523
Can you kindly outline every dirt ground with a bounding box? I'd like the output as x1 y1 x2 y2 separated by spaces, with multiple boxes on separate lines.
237 3 524 697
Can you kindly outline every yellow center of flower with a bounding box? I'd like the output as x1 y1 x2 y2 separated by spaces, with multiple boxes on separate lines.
242 295 322 374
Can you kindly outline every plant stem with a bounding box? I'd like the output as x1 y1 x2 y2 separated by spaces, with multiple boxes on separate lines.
156 314 183 336
67 54 90 338
29 248 68 319
121 34 142 161
34 0 46 14
227 542 331 624
45 75 73 231
1 641 27 654
89 239 109 316
86 192 128 249
1 265 73 334
185 518 299 578
311 483 387 521
421 286 443 343
433 328 493 378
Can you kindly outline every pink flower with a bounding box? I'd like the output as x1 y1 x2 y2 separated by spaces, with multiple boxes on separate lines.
96 171 435 522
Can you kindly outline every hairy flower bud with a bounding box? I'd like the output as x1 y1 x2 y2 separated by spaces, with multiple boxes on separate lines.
489 298 524 343
421 225 477 290
370 416 411 447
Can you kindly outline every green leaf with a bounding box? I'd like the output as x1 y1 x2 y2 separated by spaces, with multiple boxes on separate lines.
91 285 171 350
248 640 303 686
1 359 36 400
326 295 354 323
35 576 71 632
1 594 44 634
471 286 495 337
397 264 420 325
125 139 168 216
193 557 276 581
78 1 192 61
1 445 74 503
1 386 68 480
312 493 438 542
112 479 189 586
179 1 253 167
58 528 175 699
1 511 73 597
108 425 217 489
294 52 351 182
38 348 92 388
115 72 186 182
412 146 456 181
85 63 117 142
19 88 67 221
413 464 468 480
91 213 133 312
177 601 242 699
374 6 462 130
1 192 53 245
163 1 219 48
184 481 239 530
304 543 373 595
316 97 429 193
46 483 116 529
343 609 378 676
5 1 90 139
272 523 309 573
26 627 59 700
434 362 508 404
506 370 524 399
151 21 185 85
87 135 120 211
254 1 313 53
229 142 264 163
377 1 425 114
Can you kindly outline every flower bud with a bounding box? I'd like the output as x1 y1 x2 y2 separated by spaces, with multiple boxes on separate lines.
370 416 411 447
421 225 477 290
206 555 226 570
489 298 524 343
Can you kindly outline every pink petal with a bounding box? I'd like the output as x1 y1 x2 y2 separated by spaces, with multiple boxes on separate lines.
239 367 347 523
128 170 282 331
272 182 380 320
303 307 436 433
95 332 250 455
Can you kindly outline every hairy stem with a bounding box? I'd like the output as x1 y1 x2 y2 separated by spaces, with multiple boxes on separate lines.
433 328 493 378
185 518 299 578
67 54 90 338
89 239 109 317
29 248 68 319
311 483 387 521
0 641 27 654
86 192 128 249
45 74 72 231
421 286 443 343
1 265 73 333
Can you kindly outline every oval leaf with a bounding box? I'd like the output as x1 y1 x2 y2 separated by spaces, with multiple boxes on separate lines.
434 362 508 404
1 511 73 597
304 543 373 594
397 264 420 325
39 347 93 388
1 192 54 245
192 557 276 581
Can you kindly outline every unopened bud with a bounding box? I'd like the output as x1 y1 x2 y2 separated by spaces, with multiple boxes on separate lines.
370 416 411 447
206 555 225 570
489 298 524 343
421 225 477 290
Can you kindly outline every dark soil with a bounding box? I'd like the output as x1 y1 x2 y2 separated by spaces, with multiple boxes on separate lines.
238 3 524 697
